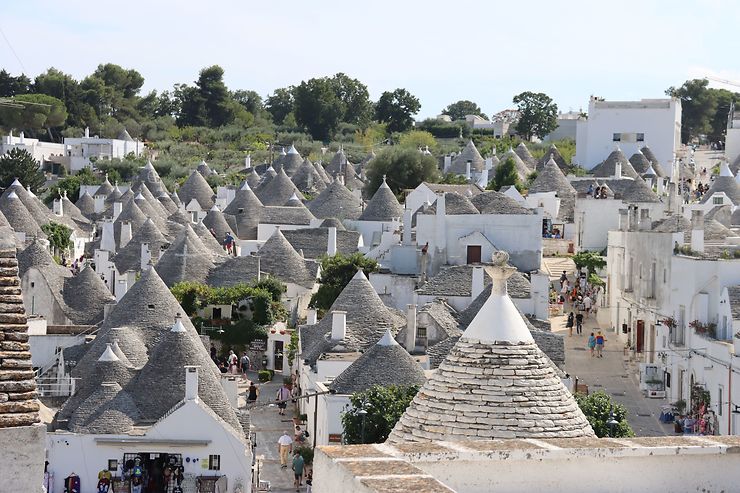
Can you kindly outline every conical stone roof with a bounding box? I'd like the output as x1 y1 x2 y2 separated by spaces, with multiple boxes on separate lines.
326 148 350 175
330 330 426 395
319 217 346 230
203 206 235 241
300 270 406 365
308 180 363 220
593 149 639 178
134 195 168 232
75 191 96 219
69 382 140 435
256 168 304 206
178 170 215 210
536 144 569 172
500 148 532 181
281 145 304 176
313 160 332 184
3 180 52 227
96 177 114 197
450 140 484 175
223 183 263 240
193 220 228 256
155 225 215 286
134 181 170 218
529 157 576 195
700 164 740 205
621 177 660 203
246 169 262 189
514 142 537 169
0 229 40 429
0 191 44 238
157 192 179 215
257 229 316 288
388 252 594 443
629 151 652 175
62 266 116 325
113 199 147 246
292 159 327 195
359 178 403 221
113 218 169 273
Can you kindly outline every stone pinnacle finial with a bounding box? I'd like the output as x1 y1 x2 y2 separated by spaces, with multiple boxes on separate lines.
486 251 516 296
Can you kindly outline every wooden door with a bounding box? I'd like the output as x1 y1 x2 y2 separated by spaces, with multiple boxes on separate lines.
636 320 645 353
467 245 482 264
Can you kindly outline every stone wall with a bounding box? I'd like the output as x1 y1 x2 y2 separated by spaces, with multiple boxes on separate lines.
0 424 46 492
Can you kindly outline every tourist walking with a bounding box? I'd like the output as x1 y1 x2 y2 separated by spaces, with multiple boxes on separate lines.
559 271 568 288
227 350 239 374
588 333 596 357
277 432 293 468
240 352 251 379
566 312 574 337
595 331 606 357
575 312 584 335
583 295 593 316
292 450 305 491
276 382 291 415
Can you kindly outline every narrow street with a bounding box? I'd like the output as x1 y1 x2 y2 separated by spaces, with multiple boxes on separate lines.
241 374 304 493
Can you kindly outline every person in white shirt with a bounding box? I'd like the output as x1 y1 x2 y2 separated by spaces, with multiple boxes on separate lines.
583 295 592 314
277 431 293 468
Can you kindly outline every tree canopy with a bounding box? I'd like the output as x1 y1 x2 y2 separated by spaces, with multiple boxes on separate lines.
442 100 487 121
0 93 67 135
375 88 421 134
364 147 439 197
0 148 46 192
341 385 419 444
575 390 634 438
487 156 521 192
513 91 558 140
666 79 740 144
310 253 378 313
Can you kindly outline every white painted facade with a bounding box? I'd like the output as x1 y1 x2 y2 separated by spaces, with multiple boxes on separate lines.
46 369 252 493
575 97 681 169
63 130 145 172
725 102 740 165
0 132 66 163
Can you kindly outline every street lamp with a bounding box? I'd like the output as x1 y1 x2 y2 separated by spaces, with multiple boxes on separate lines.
358 408 368 444
607 406 619 437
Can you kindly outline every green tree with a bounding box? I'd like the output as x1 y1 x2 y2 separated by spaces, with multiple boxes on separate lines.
232 89 264 116
265 87 294 124
572 251 606 274
177 65 234 127
397 130 437 153
513 91 558 140
364 147 439 197
709 88 740 144
293 77 344 141
41 222 73 254
575 390 634 438
0 94 68 136
487 156 521 191
0 148 45 191
0 70 31 97
45 167 100 204
375 88 421 134
329 73 373 128
666 79 717 143
341 385 420 444
310 253 379 313
442 100 487 120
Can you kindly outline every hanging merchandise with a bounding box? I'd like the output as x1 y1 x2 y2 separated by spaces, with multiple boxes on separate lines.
64 473 80 493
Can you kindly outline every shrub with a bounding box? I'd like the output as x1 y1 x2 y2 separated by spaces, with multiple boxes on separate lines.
258 370 272 382
295 445 314 465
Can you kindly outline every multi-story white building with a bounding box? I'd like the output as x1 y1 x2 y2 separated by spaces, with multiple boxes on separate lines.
63 127 144 171
607 208 740 434
575 96 682 170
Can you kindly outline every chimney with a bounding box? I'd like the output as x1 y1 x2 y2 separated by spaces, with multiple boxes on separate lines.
185 366 199 401
484 156 493 170
618 208 629 231
628 205 639 232
691 210 705 253
84 127 90 138
657 177 665 195
120 221 132 248
103 302 116 320
435 192 446 254
101 220 116 253
306 308 317 325
443 155 452 173
112 201 123 221
140 242 151 271
245 154 251 169
94 194 105 213
471 265 485 300
327 226 337 256
53 197 62 216
402 209 412 246
115 277 128 301
465 160 472 180
614 162 622 180
639 209 652 231
19 131 24 144
405 304 417 351
331 310 346 341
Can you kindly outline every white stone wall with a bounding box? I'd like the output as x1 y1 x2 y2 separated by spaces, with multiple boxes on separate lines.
0 424 46 493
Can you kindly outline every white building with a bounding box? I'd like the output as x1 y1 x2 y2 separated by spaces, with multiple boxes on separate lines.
0 131 66 164
607 208 740 435
575 96 682 170
63 128 144 172
544 111 582 142
725 102 740 169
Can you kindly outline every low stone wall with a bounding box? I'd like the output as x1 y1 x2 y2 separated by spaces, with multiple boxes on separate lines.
543 238 573 256
0 424 46 492
314 436 740 493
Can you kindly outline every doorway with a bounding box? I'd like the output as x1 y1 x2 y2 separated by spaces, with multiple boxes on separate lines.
274 340 284 374
636 320 645 353
466 245 482 264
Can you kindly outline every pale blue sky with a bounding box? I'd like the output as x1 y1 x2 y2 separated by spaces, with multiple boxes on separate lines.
2 0 739 118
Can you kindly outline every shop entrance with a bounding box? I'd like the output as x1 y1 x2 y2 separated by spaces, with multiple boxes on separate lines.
122 452 183 492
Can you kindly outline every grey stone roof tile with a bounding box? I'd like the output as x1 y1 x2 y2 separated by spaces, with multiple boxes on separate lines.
449 140 484 175
206 255 260 287
257 229 318 289
418 264 530 300
536 144 569 172
178 170 215 210
592 149 639 178
155 225 215 287
359 179 404 221
470 191 534 215
282 227 361 259
308 181 364 220
256 168 304 206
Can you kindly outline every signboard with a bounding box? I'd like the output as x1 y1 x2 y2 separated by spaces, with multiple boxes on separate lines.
328 434 342 444
250 339 267 351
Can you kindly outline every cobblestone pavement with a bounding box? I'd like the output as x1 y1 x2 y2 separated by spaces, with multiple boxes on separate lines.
239 373 305 493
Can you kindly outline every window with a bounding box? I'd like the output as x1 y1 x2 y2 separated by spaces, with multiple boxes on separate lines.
208 454 221 471
650 262 656 298
718 386 723 416
663 268 667 284
637 133 645 142
416 326 427 339
613 133 622 142
713 197 724 205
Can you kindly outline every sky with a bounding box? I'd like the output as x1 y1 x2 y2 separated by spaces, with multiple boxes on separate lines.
2 0 740 119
